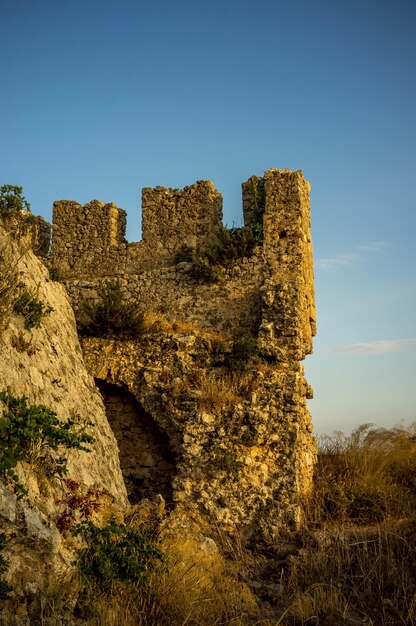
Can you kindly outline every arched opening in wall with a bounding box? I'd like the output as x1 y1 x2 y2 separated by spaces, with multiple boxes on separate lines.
95 379 176 505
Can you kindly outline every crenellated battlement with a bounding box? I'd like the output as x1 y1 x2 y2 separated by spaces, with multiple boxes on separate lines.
51 199 128 276
47 168 316 358
141 180 223 257
25 168 317 534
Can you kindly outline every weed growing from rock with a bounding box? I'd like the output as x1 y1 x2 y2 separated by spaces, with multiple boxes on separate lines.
0 391 95 496
10 330 39 356
48 265 64 281
204 223 263 265
175 223 264 283
211 445 243 482
195 372 240 413
172 243 194 264
76 280 145 339
13 288 53 330
225 328 259 371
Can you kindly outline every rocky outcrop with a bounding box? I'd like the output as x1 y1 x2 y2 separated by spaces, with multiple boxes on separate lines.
0 226 128 622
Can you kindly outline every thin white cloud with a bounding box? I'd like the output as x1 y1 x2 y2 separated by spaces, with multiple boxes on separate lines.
316 240 390 271
357 241 390 253
316 252 358 270
330 338 416 354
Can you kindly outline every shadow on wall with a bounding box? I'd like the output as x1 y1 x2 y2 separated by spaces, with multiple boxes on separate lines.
95 379 176 505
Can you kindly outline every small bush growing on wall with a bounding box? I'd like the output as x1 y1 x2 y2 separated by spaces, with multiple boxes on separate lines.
188 255 225 283
204 223 263 265
48 266 64 281
76 280 145 339
210 445 243 482
224 328 259 371
13 288 54 330
72 519 164 593
172 244 194 264
0 391 94 496
183 223 263 283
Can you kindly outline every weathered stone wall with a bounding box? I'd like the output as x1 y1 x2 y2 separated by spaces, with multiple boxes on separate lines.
256 169 316 361
81 328 315 538
62 170 315 343
45 168 317 536
242 175 265 228
141 181 223 260
66 253 263 334
50 181 223 278
50 199 127 277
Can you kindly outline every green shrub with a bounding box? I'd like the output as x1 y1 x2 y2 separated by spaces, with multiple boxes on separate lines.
188 223 263 283
73 519 164 593
48 266 64 281
0 532 12 601
13 289 53 330
188 255 225 283
211 446 243 482
0 185 30 217
0 185 37 243
76 280 145 339
0 391 94 496
204 223 263 265
172 244 194 264
224 328 259 371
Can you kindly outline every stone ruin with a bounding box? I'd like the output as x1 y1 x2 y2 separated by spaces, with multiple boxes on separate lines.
31 168 317 538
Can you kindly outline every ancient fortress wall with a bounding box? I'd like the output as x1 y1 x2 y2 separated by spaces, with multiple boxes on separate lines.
51 199 128 275
46 168 316 536
50 170 315 342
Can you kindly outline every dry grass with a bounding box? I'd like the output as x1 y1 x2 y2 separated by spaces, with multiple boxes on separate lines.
195 370 257 413
63 531 268 626
196 372 240 413
275 520 416 625
311 423 416 524
144 311 229 345
272 422 416 625
148 535 264 626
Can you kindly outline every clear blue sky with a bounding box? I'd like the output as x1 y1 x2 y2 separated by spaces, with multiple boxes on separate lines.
1 0 415 434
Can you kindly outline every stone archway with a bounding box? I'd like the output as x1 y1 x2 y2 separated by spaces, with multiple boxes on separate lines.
95 379 176 504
